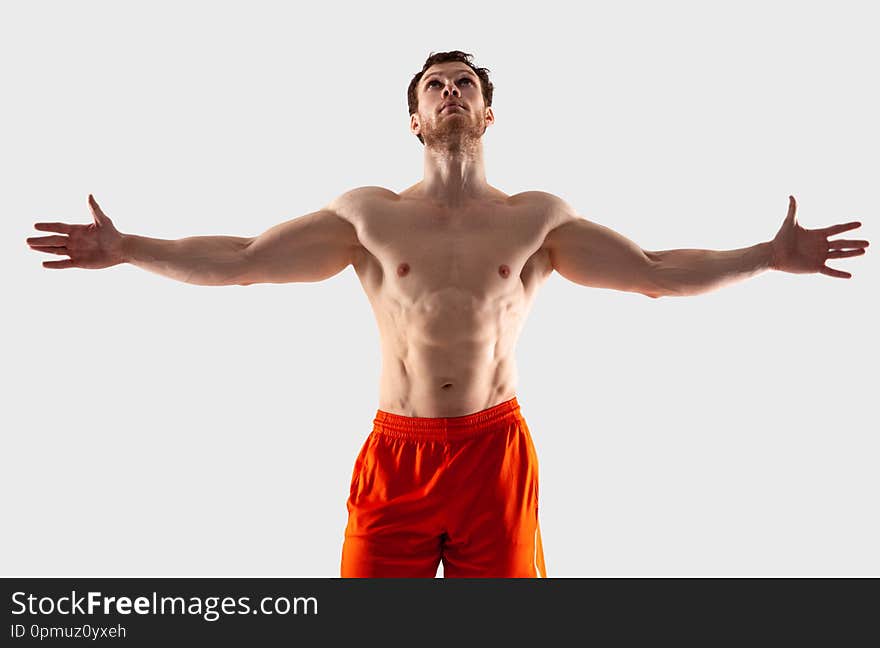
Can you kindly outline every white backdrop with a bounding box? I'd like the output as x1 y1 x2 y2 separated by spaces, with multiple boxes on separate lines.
3 0 877 577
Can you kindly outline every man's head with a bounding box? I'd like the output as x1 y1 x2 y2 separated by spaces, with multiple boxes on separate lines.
407 51 495 148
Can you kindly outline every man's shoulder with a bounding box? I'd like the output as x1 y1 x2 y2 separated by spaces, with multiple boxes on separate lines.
507 189 555 204
328 186 399 211
324 186 399 226
508 190 579 228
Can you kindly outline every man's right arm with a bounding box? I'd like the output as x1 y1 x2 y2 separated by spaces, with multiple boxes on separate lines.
123 205 361 286
29 191 366 285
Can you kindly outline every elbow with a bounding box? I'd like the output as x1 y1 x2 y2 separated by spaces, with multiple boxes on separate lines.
643 285 692 299
642 285 669 299
235 242 259 286
642 254 683 299
642 256 667 299
236 271 261 286
643 282 681 298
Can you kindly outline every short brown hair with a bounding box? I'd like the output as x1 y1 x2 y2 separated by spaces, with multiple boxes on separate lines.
407 50 494 145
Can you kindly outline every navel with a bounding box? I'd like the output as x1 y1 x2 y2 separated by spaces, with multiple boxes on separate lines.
397 262 410 277
498 264 510 278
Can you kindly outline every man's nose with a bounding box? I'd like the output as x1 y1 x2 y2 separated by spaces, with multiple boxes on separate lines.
443 85 461 98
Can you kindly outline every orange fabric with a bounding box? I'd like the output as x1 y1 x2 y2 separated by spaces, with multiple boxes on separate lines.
341 396 546 578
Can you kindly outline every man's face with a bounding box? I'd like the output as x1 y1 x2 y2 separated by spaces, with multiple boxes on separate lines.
410 62 495 149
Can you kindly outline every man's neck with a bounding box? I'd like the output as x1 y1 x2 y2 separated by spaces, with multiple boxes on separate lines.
419 141 490 208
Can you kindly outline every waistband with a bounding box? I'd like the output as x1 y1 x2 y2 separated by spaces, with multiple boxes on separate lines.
372 396 523 441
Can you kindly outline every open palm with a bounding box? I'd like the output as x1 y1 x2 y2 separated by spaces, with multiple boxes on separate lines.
26 195 124 269
771 196 869 278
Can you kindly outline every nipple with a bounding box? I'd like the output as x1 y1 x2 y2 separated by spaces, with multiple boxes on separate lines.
498 264 510 278
397 262 410 277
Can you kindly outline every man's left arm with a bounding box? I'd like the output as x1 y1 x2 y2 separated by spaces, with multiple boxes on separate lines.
543 194 869 298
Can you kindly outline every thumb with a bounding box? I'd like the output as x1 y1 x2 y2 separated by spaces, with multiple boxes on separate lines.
785 194 798 227
88 193 110 225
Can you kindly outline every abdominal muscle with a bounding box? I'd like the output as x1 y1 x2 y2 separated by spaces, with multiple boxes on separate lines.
376 286 525 418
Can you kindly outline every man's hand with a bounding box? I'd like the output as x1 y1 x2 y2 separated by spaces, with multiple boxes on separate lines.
771 195 869 278
26 194 125 269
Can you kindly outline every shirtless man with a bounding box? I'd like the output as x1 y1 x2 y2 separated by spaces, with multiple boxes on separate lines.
26 51 869 578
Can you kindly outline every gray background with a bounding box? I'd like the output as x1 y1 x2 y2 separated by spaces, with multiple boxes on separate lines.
3 0 877 576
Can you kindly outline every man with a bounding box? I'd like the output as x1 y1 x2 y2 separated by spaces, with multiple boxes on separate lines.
26 50 869 577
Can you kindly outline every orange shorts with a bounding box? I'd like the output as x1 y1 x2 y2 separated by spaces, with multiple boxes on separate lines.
341 396 546 578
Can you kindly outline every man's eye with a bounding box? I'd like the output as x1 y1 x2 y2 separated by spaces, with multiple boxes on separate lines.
427 79 472 88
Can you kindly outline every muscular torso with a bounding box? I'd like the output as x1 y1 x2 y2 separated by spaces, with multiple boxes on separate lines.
336 186 564 417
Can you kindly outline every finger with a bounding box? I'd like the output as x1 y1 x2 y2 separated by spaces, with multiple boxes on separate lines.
89 194 109 225
42 259 75 269
819 265 851 279
786 195 797 225
29 245 69 256
34 222 73 234
822 222 861 236
26 235 68 246
827 249 866 259
827 239 869 250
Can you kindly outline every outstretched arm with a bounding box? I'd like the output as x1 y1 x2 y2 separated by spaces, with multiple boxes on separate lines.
541 194 869 298
27 192 363 286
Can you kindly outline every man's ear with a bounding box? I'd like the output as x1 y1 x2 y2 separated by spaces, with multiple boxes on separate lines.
410 113 421 137
485 106 495 126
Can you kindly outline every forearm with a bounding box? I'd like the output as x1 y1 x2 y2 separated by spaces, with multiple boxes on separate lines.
121 234 253 286
647 241 775 297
